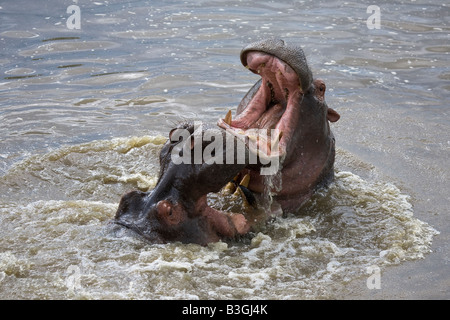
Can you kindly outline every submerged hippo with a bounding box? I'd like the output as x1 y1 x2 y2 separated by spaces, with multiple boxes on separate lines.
114 38 340 245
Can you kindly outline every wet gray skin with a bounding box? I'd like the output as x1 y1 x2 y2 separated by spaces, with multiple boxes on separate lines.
115 38 340 244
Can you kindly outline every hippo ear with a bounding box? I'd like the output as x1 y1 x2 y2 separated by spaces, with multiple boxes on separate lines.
327 108 340 123
168 128 177 141
169 127 195 149
156 200 183 226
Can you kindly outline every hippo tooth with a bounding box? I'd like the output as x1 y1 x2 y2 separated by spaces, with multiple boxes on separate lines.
278 130 284 140
271 130 283 153
233 174 250 198
221 174 240 195
233 185 246 201
238 185 257 209
224 110 232 125
236 187 250 208
233 173 250 198
239 174 250 188
222 181 236 194
235 185 256 210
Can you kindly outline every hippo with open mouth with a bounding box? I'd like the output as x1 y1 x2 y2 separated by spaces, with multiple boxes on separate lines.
114 38 340 245
218 38 340 212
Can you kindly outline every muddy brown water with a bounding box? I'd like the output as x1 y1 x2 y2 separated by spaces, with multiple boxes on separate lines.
0 0 448 299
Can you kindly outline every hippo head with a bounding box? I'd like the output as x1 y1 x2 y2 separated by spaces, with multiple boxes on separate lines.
218 38 340 163
114 123 252 245
217 38 340 210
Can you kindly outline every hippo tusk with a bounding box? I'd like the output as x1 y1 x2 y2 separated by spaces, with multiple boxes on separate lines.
222 181 236 194
221 174 239 195
221 173 256 209
271 130 283 154
239 173 250 188
233 174 255 207
224 110 232 125
233 174 250 197
237 185 257 209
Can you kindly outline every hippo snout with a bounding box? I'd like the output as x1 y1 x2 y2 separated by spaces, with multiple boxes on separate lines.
114 190 166 243
115 190 216 245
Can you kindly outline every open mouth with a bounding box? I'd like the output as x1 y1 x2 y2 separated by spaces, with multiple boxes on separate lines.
217 51 303 160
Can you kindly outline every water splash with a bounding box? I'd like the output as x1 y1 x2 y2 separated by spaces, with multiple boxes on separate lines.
0 136 438 299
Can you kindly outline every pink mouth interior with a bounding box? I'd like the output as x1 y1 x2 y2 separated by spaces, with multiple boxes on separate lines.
218 51 302 157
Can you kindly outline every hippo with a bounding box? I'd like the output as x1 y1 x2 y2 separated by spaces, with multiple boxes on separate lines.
217 38 340 212
115 122 253 245
114 38 340 245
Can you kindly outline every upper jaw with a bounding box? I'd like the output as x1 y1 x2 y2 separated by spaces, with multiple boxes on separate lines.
240 38 313 93
218 49 304 162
